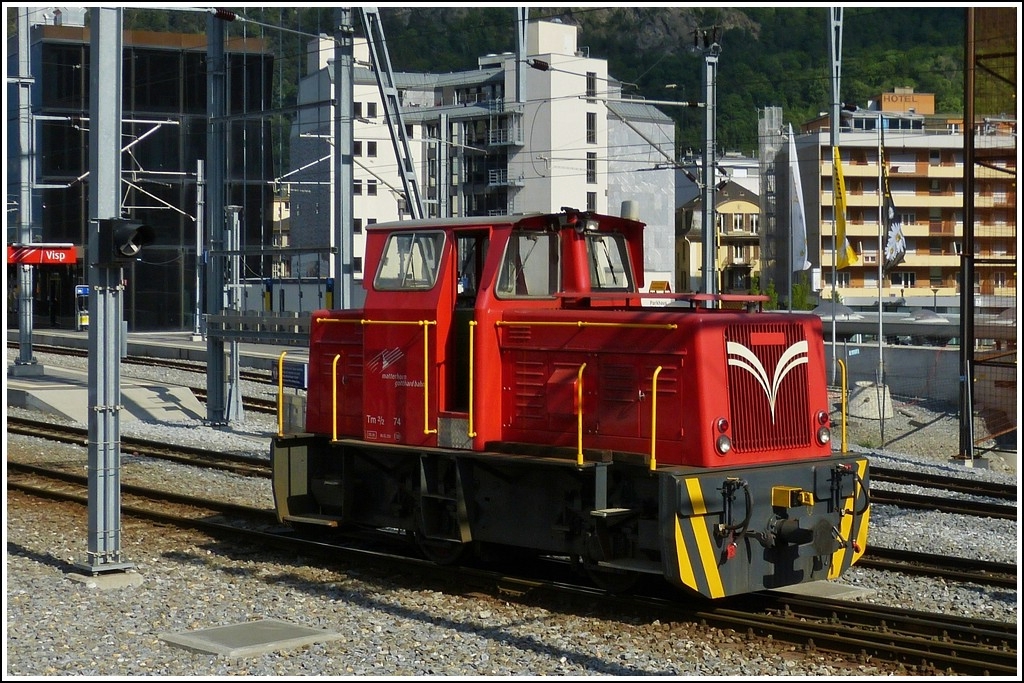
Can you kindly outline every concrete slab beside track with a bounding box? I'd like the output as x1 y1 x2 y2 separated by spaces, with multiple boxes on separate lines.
159 619 344 657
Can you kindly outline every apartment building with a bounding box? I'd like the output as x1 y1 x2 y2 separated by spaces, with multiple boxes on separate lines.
804 90 1016 313
287 18 676 296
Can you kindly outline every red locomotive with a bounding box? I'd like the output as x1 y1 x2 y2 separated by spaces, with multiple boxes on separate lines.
271 208 870 598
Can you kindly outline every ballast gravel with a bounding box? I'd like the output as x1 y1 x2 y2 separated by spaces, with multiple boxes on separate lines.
4 349 1019 676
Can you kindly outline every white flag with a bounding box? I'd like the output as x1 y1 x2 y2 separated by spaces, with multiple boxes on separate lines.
789 124 810 272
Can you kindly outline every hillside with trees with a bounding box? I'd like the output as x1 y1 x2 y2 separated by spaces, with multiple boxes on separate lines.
12 6 964 161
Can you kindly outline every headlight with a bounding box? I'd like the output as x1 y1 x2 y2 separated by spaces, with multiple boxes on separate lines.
716 434 732 455
817 427 831 445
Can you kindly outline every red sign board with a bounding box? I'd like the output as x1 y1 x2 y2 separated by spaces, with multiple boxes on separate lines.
7 244 78 265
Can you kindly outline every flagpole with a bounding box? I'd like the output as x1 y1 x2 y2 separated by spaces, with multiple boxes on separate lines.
788 124 794 312
876 112 885 447
828 8 842 385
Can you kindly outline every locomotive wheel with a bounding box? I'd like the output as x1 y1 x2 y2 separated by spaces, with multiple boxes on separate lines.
415 533 467 566
582 562 639 594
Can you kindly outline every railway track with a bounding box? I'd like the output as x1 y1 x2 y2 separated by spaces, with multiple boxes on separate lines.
9 415 1014 516
6 416 272 477
8 341 274 384
872 464 1017 500
7 414 1017 591
7 459 1017 676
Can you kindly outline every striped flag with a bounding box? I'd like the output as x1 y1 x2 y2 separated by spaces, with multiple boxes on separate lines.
881 147 906 274
832 146 859 269
788 125 810 273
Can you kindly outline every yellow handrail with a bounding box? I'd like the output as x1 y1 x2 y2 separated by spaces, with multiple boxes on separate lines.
276 351 287 436
420 320 437 435
576 363 587 466
837 359 848 453
468 320 477 438
497 320 676 331
315 317 362 324
649 366 663 471
331 353 342 442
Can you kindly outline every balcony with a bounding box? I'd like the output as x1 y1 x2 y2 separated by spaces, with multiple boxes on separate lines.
487 168 524 188
487 127 523 146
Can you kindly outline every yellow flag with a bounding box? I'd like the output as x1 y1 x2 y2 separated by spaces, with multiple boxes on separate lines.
833 146 859 269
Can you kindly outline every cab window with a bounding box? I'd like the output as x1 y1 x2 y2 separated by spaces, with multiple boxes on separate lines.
587 233 632 290
374 231 445 290
495 229 559 298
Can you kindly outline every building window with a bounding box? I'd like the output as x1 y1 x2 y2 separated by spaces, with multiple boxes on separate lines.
890 271 916 288
367 141 378 157
993 271 1007 288
951 241 962 255
586 112 597 144
899 211 915 226
354 179 362 195
749 214 759 234
354 102 362 118
732 244 744 260
586 71 597 101
367 102 378 118
354 141 363 157
354 256 363 274
732 214 743 231
586 191 596 211
835 271 851 288
367 179 378 196
929 149 941 166
586 152 597 183
354 218 363 234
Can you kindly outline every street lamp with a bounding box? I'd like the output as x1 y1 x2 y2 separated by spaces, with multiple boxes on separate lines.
931 287 939 312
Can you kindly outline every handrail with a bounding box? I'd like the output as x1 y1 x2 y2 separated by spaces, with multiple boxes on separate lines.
576 363 587 466
276 351 287 436
837 359 848 453
315 317 362 324
420 320 437 435
496 319 676 331
649 366 663 471
468 320 478 438
331 353 342 442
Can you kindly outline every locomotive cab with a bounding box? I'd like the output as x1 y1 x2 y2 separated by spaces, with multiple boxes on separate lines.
273 208 870 599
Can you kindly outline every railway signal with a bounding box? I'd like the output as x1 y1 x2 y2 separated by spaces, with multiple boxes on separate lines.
96 218 154 266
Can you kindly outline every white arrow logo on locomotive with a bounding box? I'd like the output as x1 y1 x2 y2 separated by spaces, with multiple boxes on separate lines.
368 347 404 373
726 340 808 423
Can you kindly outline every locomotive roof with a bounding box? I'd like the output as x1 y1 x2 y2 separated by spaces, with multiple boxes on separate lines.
365 213 546 232
366 211 645 233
